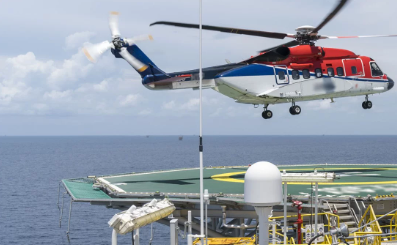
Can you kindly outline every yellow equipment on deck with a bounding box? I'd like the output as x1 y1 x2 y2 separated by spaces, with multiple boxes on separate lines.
194 205 397 245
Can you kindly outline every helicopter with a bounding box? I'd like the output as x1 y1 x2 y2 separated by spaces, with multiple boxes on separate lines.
83 0 395 120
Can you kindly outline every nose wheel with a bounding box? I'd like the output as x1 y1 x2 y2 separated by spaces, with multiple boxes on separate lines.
262 104 273 119
362 95 372 109
289 101 301 115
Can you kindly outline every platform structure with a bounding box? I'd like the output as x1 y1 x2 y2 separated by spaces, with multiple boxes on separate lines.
60 164 397 239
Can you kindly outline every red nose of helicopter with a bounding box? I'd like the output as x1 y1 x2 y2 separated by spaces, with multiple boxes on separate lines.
388 77 394 90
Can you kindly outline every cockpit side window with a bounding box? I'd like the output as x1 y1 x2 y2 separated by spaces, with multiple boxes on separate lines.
370 62 383 77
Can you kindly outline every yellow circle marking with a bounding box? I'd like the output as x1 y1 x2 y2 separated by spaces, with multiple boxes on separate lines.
210 168 397 185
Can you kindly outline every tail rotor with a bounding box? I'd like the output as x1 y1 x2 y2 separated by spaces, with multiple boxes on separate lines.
82 12 153 63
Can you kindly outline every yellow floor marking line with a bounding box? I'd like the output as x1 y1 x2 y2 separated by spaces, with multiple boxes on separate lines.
211 168 397 185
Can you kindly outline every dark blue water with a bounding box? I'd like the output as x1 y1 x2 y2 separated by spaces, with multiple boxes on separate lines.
1 136 396 244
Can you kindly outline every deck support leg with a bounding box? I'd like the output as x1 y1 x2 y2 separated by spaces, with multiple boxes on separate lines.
284 182 288 245
67 198 73 235
57 181 61 210
59 191 66 228
315 182 319 244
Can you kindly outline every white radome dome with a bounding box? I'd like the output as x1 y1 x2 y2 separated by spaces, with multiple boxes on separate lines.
244 161 282 206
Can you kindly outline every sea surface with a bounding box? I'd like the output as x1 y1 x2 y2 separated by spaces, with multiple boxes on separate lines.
1 135 396 244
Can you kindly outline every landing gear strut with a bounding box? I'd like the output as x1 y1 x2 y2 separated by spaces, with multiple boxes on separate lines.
362 95 372 109
262 104 273 119
289 101 301 115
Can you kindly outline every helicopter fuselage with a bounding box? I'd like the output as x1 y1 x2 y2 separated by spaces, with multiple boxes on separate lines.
142 45 394 106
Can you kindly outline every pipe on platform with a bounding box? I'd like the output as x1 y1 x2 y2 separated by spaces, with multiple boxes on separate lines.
112 229 117 245
284 182 288 245
221 206 257 230
188 210 192 235
315 182 318 244
177 217 225 238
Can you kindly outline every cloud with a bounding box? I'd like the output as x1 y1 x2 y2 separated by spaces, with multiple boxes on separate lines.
139 109 152 115
47 51 93 89
118 94 142 107
43 90 72 100
180 98 199 111
0 32 147 116
93 80 108 92
162 100 175 110
306 100 332 110
64 31 95 50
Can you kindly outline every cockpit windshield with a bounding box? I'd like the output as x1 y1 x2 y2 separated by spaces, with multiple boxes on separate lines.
370 62 383 77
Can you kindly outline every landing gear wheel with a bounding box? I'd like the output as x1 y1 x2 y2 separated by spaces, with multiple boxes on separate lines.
289 106 295 115
293 105 301 115
362 101 372 109
262 110 273 119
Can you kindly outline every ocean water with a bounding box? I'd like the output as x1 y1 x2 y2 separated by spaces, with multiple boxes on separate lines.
1 135 397 244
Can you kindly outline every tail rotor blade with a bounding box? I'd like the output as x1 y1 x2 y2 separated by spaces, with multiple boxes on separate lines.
82 41 113 63
125 34 154 46
118 47 148 72
109 11 121 38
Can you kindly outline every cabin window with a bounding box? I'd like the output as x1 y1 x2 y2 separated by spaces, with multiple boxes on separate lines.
278 71 285 80
292 70 300 80
315 68 322 78
370 62 383 77
351 66 357 74
336 67 344 76
327 68 335 77
303 69 310 79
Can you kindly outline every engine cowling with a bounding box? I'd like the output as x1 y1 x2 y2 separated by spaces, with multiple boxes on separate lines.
288 45 323 58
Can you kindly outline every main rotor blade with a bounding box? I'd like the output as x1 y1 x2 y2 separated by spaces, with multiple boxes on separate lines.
125 34 154 46
311 0 349 34
109 11 121 38
259 40 300 53
150 21 290 39
320 34 397 39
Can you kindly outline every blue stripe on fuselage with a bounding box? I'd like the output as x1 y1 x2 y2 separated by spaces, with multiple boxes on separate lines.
215 64 275 78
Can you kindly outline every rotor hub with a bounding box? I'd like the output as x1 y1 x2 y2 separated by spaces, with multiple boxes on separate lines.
112 37 126 49
294 25 319 45
295 25 315 34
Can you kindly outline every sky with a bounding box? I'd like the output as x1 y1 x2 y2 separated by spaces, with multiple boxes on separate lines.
1 0 397 135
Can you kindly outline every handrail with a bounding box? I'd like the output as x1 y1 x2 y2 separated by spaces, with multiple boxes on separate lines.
356 204 382 245
353 197 362 221
389 210 397 241
351 208 360 225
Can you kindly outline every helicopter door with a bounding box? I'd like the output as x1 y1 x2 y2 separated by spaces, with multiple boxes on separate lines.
342 59 365 78
274 65 289 85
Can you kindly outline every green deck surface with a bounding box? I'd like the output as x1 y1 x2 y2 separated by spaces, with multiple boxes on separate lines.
100 164 397 197
63 179 111 200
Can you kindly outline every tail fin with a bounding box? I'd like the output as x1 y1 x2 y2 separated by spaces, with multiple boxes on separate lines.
111 44 166 78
